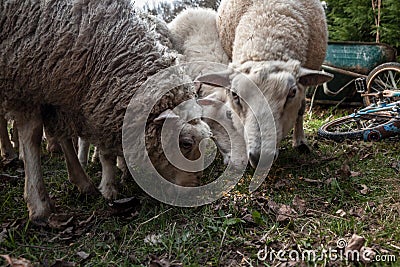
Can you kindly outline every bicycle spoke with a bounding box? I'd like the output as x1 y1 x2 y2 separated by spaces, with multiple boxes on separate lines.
388 70 400 90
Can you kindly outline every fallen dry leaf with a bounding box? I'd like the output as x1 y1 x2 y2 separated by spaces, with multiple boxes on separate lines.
335 209 346 217
274 179 289 189
360 153 372 161
359 184 369 195
350 171 361 177
148 255 183 267
276 204 296 222
292 196 306 213
346 234 365 251
349 207 365 218
241 214 254 224
302 178 322 184
50 260 76 267
267 200 280 213
391 161 400 172
78 212 95 226
267 200 297 222
76 251 90 260
144 234 163 245
48 214 74 229
339 162 351 177
342 234 377 263
0 255 33 267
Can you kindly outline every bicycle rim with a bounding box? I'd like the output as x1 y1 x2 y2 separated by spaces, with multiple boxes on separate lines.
365 62 400 106
318 113 396 142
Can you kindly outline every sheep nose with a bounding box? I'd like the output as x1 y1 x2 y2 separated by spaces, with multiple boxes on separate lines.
249 151 260 168
180 137 194 149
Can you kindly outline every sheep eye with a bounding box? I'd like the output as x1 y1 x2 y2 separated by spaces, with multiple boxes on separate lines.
288 86 297 98
231 91 240 104
180 137 194 150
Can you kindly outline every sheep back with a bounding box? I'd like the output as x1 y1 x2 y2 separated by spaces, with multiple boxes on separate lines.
217 0 327 70
169 8 229 65
0 0 191 155
216 0 252 59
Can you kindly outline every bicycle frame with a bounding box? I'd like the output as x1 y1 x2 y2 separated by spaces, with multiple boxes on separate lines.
349 99 400 141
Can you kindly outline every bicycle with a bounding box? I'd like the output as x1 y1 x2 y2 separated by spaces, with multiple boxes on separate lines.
318 90 400 142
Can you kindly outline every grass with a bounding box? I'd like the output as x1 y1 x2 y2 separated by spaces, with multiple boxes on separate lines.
0 105 399 266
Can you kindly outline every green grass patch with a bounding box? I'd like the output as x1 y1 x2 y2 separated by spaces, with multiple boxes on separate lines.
1 106 399 266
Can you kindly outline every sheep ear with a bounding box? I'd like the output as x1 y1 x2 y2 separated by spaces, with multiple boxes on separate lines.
195 71 233 88
197 98 218 106
197 92 225 106
298 68 333 86
154 109 179 122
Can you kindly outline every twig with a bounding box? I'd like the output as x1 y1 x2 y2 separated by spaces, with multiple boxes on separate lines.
220 226 228 249
139 208 172 226
0 174 19 179
119 208 173 251
390 244 400 250
16 243 57 250
236 250 253 267
306 208 349 221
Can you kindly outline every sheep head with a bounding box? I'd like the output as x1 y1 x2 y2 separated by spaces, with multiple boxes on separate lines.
197 60 332 169
197 89 247 169
153 102 212 187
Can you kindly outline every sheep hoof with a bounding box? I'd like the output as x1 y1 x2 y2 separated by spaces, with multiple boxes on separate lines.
28 200 54 226
80 182 100 196
100 186 118 200
295 143 311 154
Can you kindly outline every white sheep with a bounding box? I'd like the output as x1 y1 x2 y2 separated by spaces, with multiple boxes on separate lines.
168 8 247 168
0 0 211 224
199 0 333 168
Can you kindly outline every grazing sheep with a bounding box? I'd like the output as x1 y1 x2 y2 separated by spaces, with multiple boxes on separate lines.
75 11 211 200
199 0 333 168
0 0 211 224
98 104 210 199
168 8 247 168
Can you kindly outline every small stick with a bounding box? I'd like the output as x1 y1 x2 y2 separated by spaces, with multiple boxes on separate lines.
306 208 349 221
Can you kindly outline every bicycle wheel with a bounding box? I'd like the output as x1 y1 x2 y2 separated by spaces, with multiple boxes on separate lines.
318 113 398 142
364 62 400 106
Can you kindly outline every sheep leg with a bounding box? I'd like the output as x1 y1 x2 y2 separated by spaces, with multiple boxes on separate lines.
60 138 98 195
0 116 17 161
293 100 310 153
99 151 118 200
77 138 90 167
117 156 131 184
18 111 53 225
